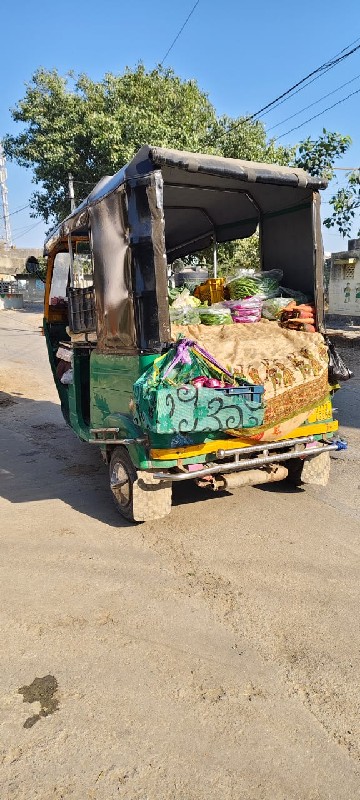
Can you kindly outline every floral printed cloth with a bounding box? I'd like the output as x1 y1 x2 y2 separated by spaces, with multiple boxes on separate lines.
172 320 329 440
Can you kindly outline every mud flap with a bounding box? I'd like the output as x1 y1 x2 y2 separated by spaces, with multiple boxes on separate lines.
132 472 172 522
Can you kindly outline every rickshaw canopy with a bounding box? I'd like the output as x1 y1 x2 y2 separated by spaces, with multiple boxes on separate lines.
44 145 327 259
44 146 327 352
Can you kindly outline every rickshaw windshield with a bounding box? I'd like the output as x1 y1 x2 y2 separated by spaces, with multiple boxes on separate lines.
49 253 70 307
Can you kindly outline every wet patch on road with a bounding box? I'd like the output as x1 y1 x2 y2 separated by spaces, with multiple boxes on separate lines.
61 463 101 477
18 674 59 729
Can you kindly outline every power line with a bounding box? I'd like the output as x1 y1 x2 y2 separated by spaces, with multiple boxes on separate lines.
275 86 360 140
267 73 360 132
160 1 200 66
11 224 36 235
330 34 360 55
253 38 360 120
0 203 31 222
255 63 336 122
9 203 31 216
216 36 360 140
254 35 360 123
11 219 42 235
11 222 41 242
11 220 42 242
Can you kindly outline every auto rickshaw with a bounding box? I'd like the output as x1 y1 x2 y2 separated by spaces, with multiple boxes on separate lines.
43 145 340 522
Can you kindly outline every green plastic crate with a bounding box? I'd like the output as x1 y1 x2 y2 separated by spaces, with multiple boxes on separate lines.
133 382 264 434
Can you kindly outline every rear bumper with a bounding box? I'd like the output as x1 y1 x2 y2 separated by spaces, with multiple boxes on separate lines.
151 435 339 482
149 420 338 462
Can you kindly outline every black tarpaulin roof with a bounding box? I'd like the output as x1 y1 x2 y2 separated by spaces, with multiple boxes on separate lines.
44 145 327 258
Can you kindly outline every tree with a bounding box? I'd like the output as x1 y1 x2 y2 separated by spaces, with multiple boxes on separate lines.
3 65 293 227
294 129 360 238
323 170 360 238
5 68 358 248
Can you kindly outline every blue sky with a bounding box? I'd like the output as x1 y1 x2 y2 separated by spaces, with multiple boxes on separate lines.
1 0 359 253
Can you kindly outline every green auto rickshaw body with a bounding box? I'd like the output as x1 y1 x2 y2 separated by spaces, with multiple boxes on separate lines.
42 145 338 505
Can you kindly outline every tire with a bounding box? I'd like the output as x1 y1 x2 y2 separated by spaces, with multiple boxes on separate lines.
287 449 331 487
109 446 138 522
286 458 304 487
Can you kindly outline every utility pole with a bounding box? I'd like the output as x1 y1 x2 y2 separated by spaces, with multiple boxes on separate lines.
0 142 12 247
68 173 75 212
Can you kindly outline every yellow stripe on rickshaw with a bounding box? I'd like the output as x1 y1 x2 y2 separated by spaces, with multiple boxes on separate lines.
149 419 338 461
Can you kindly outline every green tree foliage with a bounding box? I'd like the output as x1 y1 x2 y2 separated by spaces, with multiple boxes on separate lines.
4 69 358 249
323 170 360 237
3 65 293 227
189 235 260 277
294 129 359 237
208 114 293 164
218 235 260 276
294 129 351 179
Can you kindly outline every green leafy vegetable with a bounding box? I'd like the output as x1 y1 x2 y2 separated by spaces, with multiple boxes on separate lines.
199 307 232 325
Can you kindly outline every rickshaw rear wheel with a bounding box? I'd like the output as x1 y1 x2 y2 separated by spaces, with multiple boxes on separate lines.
109 446 138 522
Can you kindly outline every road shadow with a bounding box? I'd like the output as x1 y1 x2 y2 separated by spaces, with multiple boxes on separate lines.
0 393 130 528
256 481 304 495
0 391 229 526
172 481 230 507
1 386 356 526
0 390 21 408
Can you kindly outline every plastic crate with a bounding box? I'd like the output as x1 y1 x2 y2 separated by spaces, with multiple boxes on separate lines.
67 287 96 333
194 278 226 305
133 381 264 434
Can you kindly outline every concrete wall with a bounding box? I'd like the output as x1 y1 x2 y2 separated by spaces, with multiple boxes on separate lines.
328 250 360 316
0 243 43 278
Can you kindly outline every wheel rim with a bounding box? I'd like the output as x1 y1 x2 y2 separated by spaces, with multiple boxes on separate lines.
110 462 131 508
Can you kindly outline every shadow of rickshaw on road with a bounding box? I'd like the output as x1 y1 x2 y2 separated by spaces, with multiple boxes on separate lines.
0 391 235 528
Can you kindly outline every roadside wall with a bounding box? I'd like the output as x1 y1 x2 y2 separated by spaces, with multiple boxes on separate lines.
329 249 360 316
0 244 43 278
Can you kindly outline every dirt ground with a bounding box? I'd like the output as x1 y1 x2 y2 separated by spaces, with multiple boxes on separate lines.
1 306 360 800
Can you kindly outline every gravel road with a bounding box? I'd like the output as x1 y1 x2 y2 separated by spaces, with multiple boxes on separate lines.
1 306 360 800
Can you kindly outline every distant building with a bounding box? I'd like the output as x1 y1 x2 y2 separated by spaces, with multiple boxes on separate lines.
0 241 43 279
328 239 360 317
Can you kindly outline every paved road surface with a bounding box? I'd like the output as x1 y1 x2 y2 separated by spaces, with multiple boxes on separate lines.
1 306 360 800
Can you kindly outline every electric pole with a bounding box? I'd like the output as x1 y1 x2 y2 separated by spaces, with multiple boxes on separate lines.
0 142 12 247
68 173 75 212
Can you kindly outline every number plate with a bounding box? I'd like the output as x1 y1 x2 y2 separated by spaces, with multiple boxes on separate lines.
307 399 333 423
